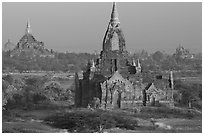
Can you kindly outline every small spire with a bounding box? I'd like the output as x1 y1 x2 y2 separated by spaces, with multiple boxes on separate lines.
90 59 96 72
135 59 142 73
110 2 120 25
169 71 174 90
91 59 95 68
132 59 136 66
25 19 32 34
27 19 30 28
137 59 141 68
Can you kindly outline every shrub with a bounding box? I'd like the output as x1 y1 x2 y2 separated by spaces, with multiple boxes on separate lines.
44 109 138 132
137 106 201 119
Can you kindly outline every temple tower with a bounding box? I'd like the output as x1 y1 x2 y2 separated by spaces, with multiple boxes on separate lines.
102 2 126 52
100 2 128 77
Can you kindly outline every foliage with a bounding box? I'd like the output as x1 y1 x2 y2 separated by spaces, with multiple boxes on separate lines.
3 46 202 73
174 80 202 109
152 51 164 63
2 74 74 110
44 81 66 101
3 51 97 73
2 75 25 109
44 109 138 132
134 106 201 119
2 83 18 108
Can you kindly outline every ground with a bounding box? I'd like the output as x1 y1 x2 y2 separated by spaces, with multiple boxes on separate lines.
2 102 202 133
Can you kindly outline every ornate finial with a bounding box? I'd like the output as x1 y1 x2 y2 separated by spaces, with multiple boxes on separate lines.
25 19 32 34
110 2 120 25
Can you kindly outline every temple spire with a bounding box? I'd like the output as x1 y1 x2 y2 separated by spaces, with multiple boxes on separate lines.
132 59 136 66
25 19 32 34
110 2 120 25
137 59 141 68
169 71 174 90
91 59 95 68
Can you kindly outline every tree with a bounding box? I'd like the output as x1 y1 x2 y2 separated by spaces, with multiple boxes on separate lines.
2 76 25 109
152 51 164 63
44 81 65 101
174 80 202 108
2 80 19 109
18 76 49 107
161 56 178 70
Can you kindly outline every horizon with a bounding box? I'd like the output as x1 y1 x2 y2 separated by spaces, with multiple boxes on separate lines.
2 2 202 54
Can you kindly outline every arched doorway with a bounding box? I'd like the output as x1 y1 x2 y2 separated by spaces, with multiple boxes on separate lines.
112 89 123 108
111 81 125 109
101 71 133 109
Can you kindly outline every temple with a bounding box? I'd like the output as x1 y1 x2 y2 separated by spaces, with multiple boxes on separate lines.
3 39 15 51
9 20 54 58
74 2 174 109
75 3 143 109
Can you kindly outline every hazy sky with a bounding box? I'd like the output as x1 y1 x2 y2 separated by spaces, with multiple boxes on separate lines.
2 2 202 54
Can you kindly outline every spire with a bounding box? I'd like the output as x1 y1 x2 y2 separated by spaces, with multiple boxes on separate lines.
90 59 96 72
137 59 141 68
135 59 142 73
132 59 136 66
91 59 95 68
110 2 120 25
25 19 32 34
169 71 174 90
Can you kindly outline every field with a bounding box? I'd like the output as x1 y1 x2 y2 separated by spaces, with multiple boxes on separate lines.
180 76 202 84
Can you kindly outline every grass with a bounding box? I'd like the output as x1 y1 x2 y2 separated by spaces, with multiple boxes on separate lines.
3 121 62 133
3 103 202 133
131 106 202 119
2 102 70 133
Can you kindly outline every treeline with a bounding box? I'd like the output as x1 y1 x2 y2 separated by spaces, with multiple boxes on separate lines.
3 51 97 73
2 49 202 73
130 50 202 72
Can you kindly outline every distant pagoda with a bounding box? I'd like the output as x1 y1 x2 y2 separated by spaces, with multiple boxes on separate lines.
3 39 15 52
10 20 54 58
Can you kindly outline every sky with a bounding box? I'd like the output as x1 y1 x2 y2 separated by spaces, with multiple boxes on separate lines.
2 2 202 54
